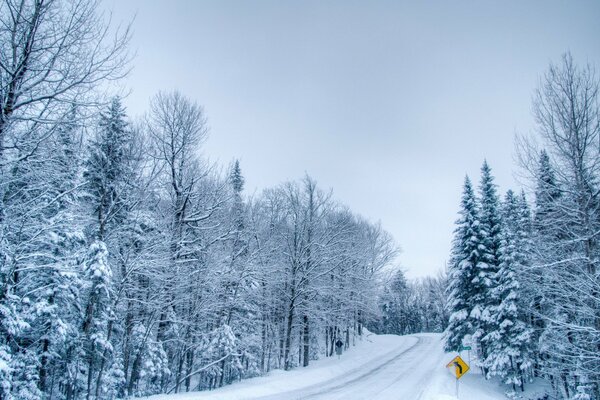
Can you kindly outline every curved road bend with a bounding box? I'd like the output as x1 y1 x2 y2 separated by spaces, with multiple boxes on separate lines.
254 334 445 400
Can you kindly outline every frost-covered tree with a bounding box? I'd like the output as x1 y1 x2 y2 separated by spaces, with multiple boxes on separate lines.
484 190 534 392
526 150 561 372
0 0 129 396
380 270 410 334
525 53 600 399
445 176 485 353
84 97 133 240
81 241 115 400
0 106 87 399
471 161 502 369
376 271 447 336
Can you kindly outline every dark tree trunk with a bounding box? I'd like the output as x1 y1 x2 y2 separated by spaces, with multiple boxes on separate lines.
302 315 309 367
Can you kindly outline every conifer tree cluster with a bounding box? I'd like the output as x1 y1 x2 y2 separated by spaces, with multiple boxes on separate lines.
445 162 534 393
446 54 600 399
373 269 448 336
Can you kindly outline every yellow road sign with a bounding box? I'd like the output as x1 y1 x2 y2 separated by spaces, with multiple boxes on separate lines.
446 355 470 379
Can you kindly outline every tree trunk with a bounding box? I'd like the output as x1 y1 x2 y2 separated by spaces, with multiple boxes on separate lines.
127 350 142 396
218 358 226 387
38 293 55 393
185 349 194 391
302 315 309 367
283 297 295 370
260 315 267 373
325 326 330 357
39 336 50 393
86 349 95 400
95 318 114 398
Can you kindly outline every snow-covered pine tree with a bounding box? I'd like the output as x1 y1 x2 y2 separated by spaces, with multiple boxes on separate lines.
31 110 87 399
211 160 253 388
484 190 534 392
471 161 502 371
81 241 114 400
380 270 410 335
516 190 536 375
444 176 484 353
84 97 132 240
0 108 87 399
523 150 561 371
81 97 135 398
532 150 561 239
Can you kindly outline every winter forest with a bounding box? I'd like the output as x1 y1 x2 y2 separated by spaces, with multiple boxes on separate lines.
444 55 600 399
0 0 598 400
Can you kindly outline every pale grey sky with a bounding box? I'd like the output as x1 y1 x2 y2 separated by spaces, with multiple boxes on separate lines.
106 0 600 278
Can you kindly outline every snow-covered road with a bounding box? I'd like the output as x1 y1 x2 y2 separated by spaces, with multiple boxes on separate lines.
254 335 443 400
144 333 548 400
145 333 462 400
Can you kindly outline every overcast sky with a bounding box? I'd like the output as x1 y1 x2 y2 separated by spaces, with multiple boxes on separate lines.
106 0 600 278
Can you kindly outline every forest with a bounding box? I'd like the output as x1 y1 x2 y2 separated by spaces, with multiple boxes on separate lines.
1 1 598 400
444 55 600 399
0 0 409 398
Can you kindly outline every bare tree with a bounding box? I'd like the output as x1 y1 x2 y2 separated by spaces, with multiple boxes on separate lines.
146 91 235 393
0 0 131 163
527 53 600 399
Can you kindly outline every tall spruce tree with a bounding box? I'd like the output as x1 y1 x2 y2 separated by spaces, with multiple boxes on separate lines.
471 161 502 370
445 176 484 352
81 97 134 398
522 150 561 379
84 97 132 240
484 190 534 391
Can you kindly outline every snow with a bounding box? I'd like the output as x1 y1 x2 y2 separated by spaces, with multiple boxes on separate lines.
140 333 550 400
143 331 415 400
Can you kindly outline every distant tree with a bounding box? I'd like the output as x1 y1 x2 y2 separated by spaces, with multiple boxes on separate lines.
380 270 410 334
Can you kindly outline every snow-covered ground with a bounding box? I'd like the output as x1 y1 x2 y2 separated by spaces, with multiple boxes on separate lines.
142 333 549 400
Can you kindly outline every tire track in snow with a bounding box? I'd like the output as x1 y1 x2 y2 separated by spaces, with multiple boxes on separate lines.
254 336 424 400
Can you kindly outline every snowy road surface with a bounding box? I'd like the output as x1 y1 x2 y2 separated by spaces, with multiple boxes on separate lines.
144 333 547 400
254 335 443 400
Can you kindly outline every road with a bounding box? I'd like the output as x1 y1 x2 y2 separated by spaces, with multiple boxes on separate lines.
253 334 446 400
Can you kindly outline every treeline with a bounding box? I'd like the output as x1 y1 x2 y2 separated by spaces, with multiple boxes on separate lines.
0 1 398 399
445 54 600 399
370 270 448 336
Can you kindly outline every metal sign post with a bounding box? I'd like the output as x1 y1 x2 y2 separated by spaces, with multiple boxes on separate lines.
446 355 470 399
456 377 459 398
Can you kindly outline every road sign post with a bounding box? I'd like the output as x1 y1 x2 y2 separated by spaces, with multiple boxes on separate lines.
446 355 470 399
456 376 459 398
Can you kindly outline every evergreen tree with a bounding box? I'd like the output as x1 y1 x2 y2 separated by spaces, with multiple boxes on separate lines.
81 241 114 400
444 176 485 352
471 161 502 369
532 150 561 236
380 270 410 335
81 97 133 398
522 151 561 379
484 190 534 391
84 97 132 240
0 108 86 399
